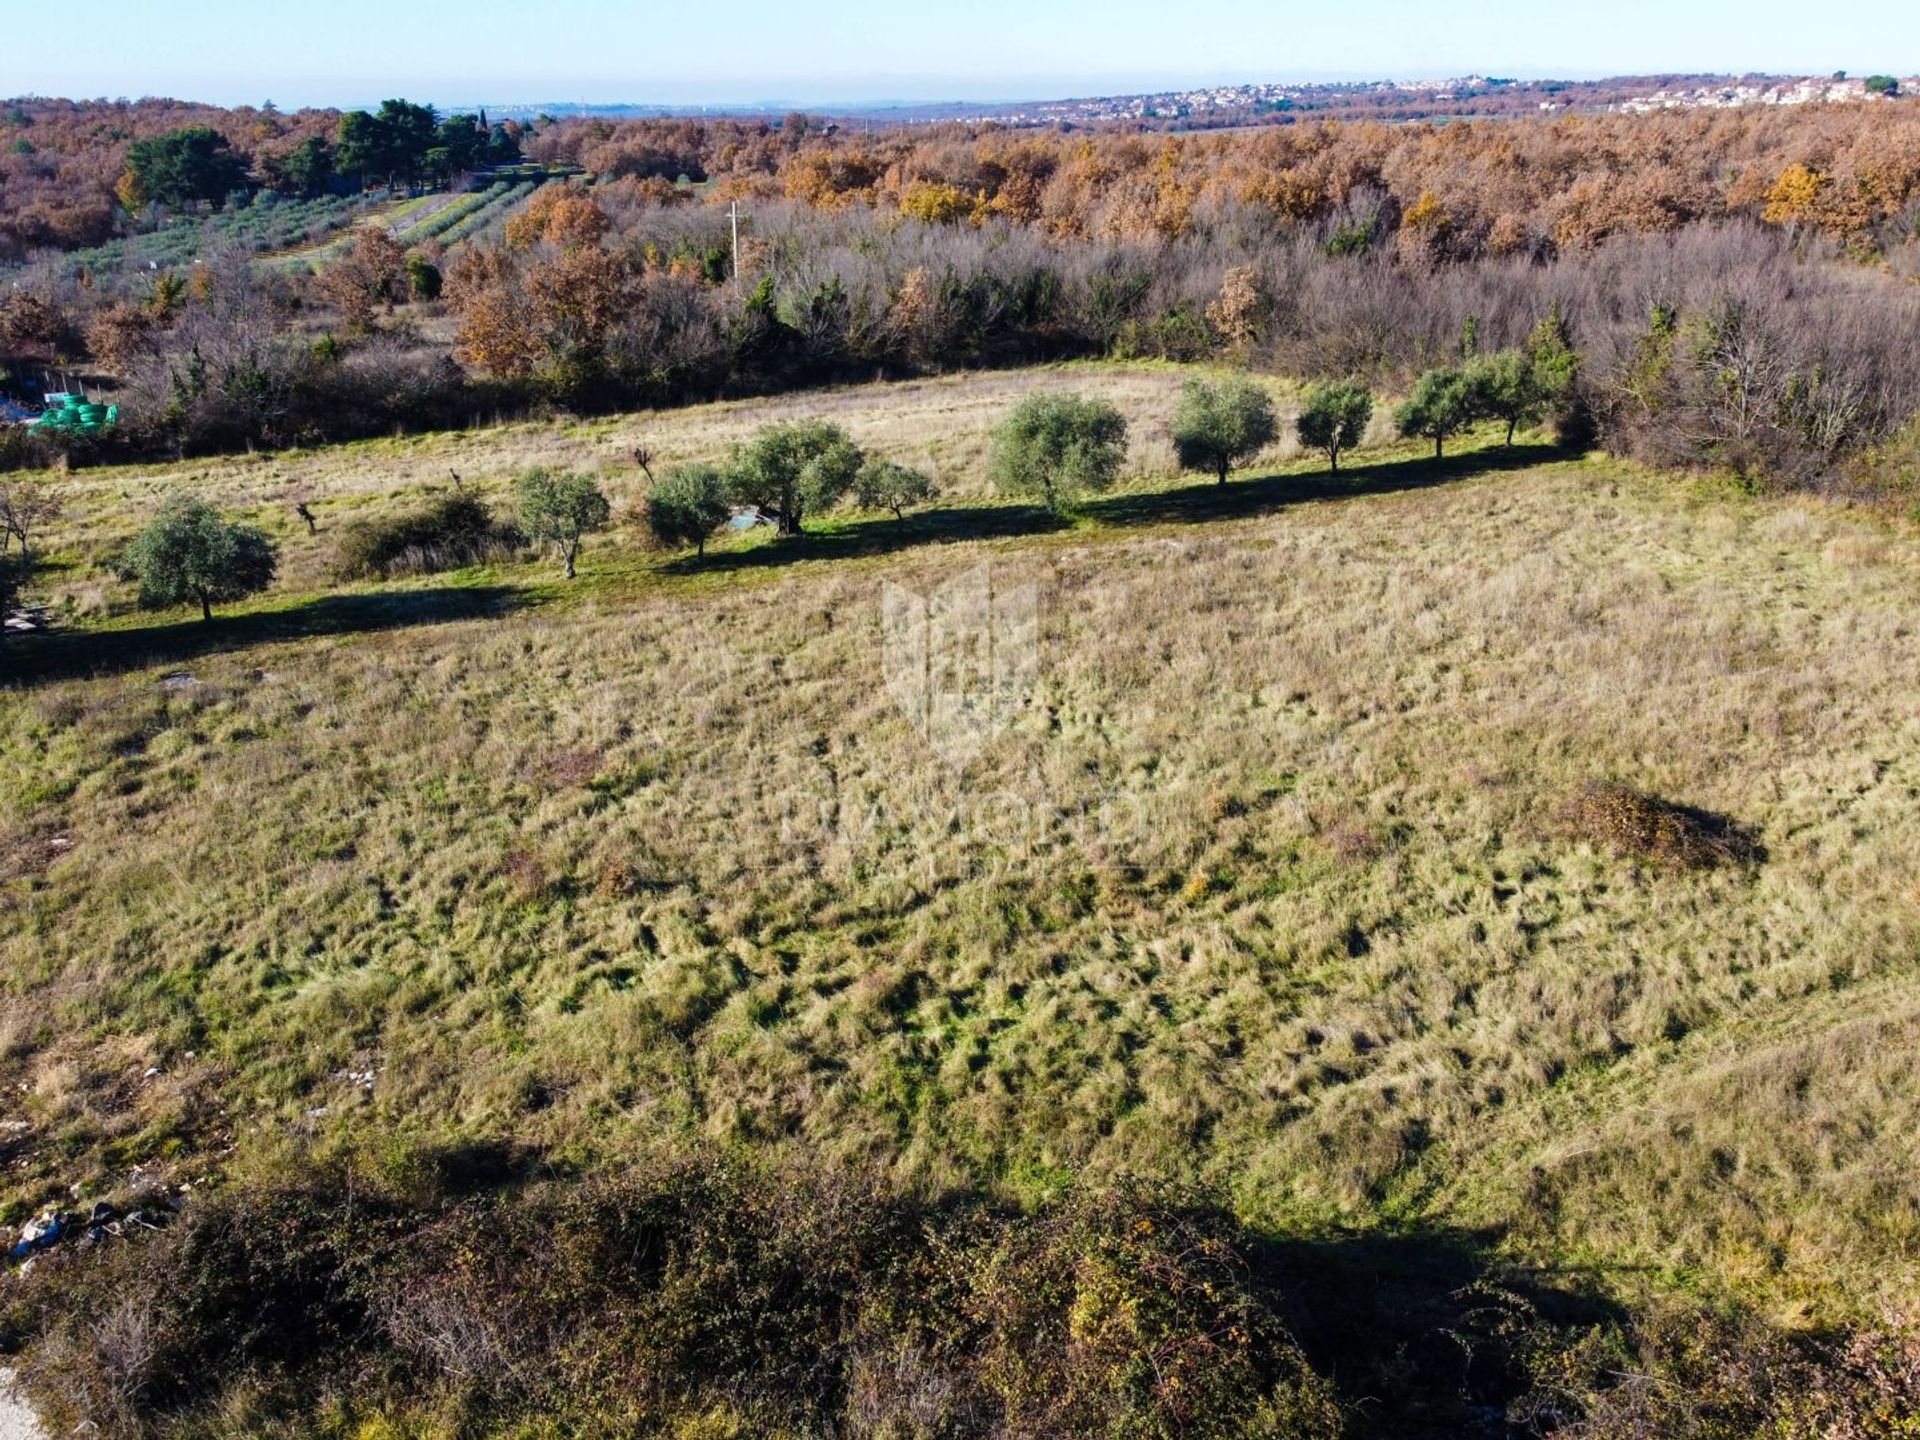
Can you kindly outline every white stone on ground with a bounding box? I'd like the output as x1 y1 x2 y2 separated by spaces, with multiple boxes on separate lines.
0 1371 45 1440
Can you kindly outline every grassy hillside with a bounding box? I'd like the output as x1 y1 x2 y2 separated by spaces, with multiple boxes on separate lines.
4 362 1920 1433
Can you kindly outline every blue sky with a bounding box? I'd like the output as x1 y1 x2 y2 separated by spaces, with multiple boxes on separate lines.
2 0 1916 109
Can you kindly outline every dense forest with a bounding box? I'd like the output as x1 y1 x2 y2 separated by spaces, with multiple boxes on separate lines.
4 97 1920 496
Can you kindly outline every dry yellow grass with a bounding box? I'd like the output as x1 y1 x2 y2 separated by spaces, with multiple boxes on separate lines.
4 363 1920 1330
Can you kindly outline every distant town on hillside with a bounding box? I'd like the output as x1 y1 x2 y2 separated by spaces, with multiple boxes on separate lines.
470 70 1917 129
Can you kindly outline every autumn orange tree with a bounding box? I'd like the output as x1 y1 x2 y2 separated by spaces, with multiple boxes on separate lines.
321 228 410 332
449 189 635 397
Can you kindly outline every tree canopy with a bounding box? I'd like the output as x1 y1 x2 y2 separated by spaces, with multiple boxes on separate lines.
1296 381 1374 472
646 464 731 557
1170 376 1277 485
988 393 1129 513
725 421 864 535
117 498 278 620
337 100 441 189
853 459 937 520
123 127 248 211
514 468 611 578
1395 368 1476 458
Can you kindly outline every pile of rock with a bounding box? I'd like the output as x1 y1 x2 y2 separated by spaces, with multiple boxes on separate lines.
1 606 48 637
5 1199 169 1270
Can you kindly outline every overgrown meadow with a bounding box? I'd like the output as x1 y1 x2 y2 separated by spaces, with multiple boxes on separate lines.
4 364 1920 1436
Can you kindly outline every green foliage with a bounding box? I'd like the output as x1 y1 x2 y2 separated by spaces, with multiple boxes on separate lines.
1458 308 1582 446
966 1183 1343 1438
1394 367 1475 457
333 493 517 579
124 126 249 211
1323 217 1373 257
1296 380 1374 472
1171 376 1278 484
514 468 612 578
724 420 864 535
8 1167 1343 1439
853 458 937 519
336 100 440 189
646 463 731 556
116 497 277 620
1113 305 1213 362
989 392 1129 513
404 252 442 301
1461 350 1538 444
261 135 333 198
1526 304 1580 402
25 1161 1909 1440
1866 75 1900 95
430 113 489 179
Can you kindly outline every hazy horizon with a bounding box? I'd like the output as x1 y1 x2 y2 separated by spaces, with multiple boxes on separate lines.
7 66 1914 117
0 0 1914 110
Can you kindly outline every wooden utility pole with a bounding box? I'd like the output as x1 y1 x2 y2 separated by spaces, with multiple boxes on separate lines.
729 201 741 282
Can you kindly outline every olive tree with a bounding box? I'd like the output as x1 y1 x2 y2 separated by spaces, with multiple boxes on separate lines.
1462 351 1539 447
853 459 937 521
515 467 611 578
1171 376 1276 485
988 393 1128 513
646 463 730 557
1295 380 1374 473
117 498 278 620
1461 310 1582 447
725 421 864 535
0 477 62 564
1395 367 1475 458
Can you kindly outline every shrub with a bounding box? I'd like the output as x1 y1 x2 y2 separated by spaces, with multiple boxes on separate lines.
116 498 277 620
12 1161 1918 1438
333 493 518 579
1171 375 1277 485
962 1182 1342 1439
1560 781 1762 871
1295 380 1374 472
405 252 443 301
989 392 1129 513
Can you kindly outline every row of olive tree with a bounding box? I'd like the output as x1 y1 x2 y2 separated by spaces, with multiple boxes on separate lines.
99 341 1572 619
644 374 1387 556
644 420 941 554
111 467 620 622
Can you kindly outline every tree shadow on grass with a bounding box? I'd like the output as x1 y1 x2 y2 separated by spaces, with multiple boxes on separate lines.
672 441 1562 578
1250 1224 1625 1437
1087 440 1559 530
664 502 1076 578
3 585 526 686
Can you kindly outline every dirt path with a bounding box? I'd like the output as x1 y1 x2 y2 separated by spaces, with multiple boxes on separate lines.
0 1372 44 1440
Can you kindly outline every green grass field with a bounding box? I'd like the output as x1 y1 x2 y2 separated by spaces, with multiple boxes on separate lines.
4 361 1920 1433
